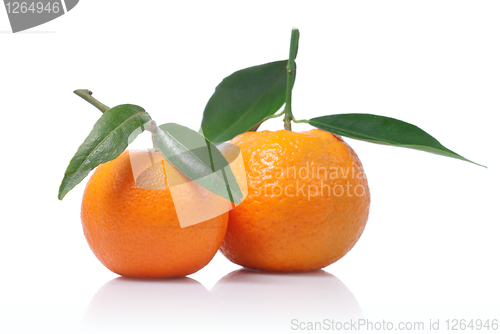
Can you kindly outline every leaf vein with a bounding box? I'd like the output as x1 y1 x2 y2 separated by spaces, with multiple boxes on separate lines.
214 64 287 141
68 111 149 182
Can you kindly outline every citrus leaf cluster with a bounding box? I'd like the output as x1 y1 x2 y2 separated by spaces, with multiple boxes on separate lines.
200 28 483 167
60 28 484 200
58 91 242 202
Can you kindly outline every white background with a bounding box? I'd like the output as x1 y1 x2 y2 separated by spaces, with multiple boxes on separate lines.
1 1 499 333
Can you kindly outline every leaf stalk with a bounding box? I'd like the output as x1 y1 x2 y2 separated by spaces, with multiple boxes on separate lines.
74 89 110 113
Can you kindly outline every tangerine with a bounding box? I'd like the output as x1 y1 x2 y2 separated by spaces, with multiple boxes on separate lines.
219 129 370 272
81 149 228 278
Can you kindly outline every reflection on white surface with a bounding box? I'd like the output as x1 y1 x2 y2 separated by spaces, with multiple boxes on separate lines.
211 269 363 333
81 270 362 334
81 277 215 334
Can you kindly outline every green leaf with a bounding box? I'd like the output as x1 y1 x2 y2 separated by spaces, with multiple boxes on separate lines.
308 113 485 167
58 105 152 200
156 123 244 204
201 60 293 143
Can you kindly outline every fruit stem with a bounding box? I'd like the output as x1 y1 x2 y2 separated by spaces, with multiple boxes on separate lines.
249 110 286 132
283 28 300 131
74 89 110 113
149 120 159 149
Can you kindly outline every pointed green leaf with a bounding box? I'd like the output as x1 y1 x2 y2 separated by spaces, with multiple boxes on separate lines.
58 105 152 200
309 113 484 167
201 60 293 143
156 123 244 204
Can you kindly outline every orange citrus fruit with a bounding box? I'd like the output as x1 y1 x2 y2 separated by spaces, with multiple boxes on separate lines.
219 129 370 272
81 149 228 278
